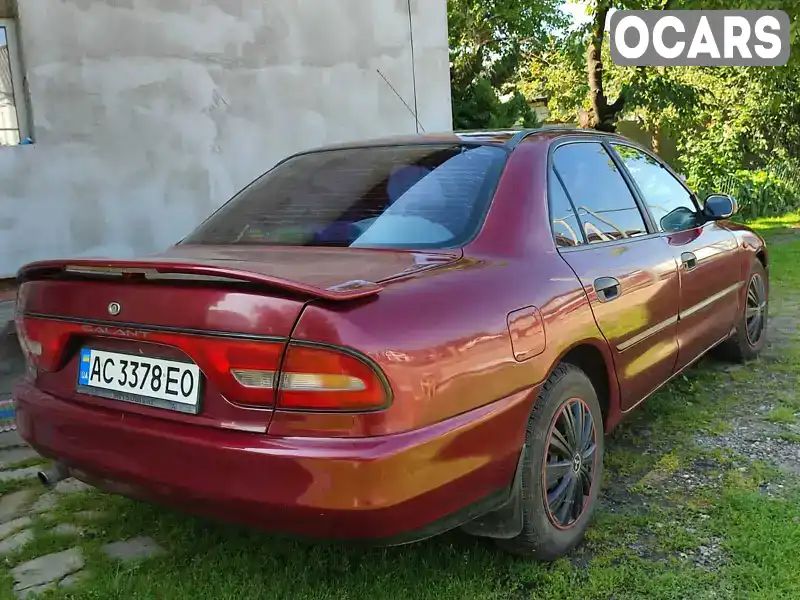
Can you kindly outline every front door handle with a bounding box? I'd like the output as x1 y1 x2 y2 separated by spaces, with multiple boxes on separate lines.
681 252 698 271
594 277 621 303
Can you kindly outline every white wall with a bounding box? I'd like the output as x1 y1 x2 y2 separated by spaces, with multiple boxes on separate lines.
0 0 452 277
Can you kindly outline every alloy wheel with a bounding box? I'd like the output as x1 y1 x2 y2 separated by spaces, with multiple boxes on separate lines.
542 398 598 529
745 273 767 346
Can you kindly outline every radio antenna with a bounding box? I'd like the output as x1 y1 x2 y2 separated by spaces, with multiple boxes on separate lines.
407 0 420 133
376 69 426 133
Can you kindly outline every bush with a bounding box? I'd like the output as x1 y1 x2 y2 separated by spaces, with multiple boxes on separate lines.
710 168 800 220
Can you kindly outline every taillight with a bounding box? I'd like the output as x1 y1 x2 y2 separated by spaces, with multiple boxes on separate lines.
276 344 389 411
14 316 389 412
16 316 68 372
182 337 283 408
15 316 285 407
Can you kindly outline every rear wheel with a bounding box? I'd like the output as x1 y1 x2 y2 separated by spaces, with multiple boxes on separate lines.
496 364 604 560
717 261 768 362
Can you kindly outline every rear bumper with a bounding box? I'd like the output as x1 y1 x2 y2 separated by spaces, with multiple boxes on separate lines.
14 381 534 543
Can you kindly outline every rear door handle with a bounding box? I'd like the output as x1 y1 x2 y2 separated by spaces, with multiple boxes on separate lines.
681 252 698 271
594 277 621 303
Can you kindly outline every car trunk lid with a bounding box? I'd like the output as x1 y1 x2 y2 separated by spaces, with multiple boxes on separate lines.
15 247 460 432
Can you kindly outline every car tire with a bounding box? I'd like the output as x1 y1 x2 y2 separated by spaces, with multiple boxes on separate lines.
496 363 604 560
716 260 768 363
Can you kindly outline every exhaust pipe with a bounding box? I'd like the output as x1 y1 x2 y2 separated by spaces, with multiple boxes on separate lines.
37 463 70 488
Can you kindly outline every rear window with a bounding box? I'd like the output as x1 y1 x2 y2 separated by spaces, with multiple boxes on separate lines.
182 144 508 249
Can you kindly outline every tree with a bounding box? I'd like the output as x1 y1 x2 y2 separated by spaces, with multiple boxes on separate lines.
525 6 697 154
454 0 800 206
584 0 800 133
530 0 800 159
448 0 567 129
582 0 691 132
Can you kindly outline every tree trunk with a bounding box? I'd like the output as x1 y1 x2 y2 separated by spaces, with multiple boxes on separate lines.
652 123 661 155
586 1 625 132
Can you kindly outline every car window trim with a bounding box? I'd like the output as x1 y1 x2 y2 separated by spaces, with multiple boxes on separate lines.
549 164 588 247
598 140 658 233
557 231 663 253
545 137 656 249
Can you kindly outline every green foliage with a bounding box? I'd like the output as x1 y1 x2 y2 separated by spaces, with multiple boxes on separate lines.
450 0 800 218
447 0 567 129
523 32 588 122
452 78 540 130
712 167 800 220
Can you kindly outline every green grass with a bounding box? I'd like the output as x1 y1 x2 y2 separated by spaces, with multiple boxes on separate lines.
712 490 800 599
2 456 49 471
0 478 40 497
4 214 800 600
767 406 797 424
778 432 800 444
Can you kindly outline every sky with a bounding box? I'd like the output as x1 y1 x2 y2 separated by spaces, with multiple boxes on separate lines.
561 1 593 28
560 1 617 31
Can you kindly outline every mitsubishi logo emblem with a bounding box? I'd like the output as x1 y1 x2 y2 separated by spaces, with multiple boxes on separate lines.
572 454 582 474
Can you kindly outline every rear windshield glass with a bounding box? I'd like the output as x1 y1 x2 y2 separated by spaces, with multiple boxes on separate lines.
182 144 508 249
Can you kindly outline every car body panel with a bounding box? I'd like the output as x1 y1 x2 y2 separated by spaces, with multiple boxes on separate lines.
666 223 742 370
281 257 608 437
557 237 680 411
720 221 769 328
15 379 534 542
18 279 305 338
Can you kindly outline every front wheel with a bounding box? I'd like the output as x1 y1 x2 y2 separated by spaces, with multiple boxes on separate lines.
716 260 768 362
496 364 604 560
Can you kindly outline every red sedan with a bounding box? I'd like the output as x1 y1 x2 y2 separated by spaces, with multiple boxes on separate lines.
13 129 768 559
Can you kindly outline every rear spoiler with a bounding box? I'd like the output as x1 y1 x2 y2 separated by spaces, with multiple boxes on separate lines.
17 259 383 302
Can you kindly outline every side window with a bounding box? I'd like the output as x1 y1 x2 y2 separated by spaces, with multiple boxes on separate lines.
0 18 31 145
552 142 647 244
612 144 698 233
548 169 583 248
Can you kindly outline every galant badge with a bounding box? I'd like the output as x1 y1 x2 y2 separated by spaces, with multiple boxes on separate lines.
108 302 122 316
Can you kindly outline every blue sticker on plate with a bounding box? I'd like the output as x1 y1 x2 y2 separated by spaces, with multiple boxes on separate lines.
78 349 92 385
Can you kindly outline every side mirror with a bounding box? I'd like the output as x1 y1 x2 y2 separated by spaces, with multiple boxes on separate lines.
703 194 737 220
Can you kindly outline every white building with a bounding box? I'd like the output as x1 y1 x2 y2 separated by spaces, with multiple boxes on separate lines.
0 0 453 277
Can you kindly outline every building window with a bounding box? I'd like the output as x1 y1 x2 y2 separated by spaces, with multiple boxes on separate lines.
0 18 28 145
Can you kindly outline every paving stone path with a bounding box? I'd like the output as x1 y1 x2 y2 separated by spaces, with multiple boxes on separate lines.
0 447 39 469
0 300 14 324
102 536 166 563
11 548 85 597
0 296 19 437
0 442 165 598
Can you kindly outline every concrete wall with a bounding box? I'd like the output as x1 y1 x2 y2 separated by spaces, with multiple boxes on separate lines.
0 0 452 277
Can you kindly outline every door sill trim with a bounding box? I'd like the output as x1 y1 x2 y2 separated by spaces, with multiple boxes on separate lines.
621 333 730 415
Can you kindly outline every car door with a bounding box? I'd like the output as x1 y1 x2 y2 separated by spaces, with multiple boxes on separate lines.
549 140 680 411
610 143 741 371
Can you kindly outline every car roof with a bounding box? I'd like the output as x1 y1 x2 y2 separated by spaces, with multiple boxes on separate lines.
299 127 622 155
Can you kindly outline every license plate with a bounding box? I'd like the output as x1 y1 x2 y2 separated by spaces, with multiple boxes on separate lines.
77 348 202 414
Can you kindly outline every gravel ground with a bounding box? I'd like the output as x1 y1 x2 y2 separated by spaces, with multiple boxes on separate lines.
590 293 800 575
697 419 800 475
